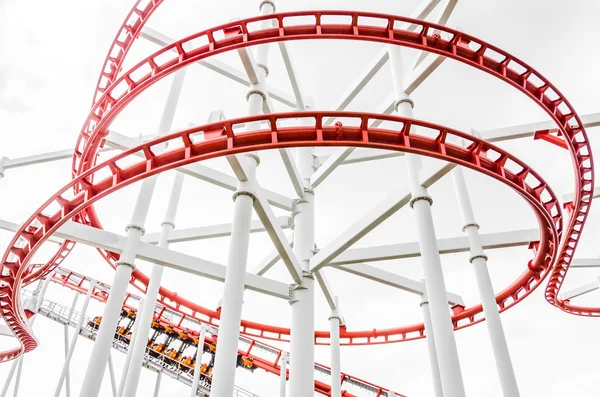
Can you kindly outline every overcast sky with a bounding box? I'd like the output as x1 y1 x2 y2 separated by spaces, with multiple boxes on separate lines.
1 0 600 396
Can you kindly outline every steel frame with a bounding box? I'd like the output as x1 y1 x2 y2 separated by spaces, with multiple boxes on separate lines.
0 1 596 397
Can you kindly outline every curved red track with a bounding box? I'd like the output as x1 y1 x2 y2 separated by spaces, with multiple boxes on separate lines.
1 110 561 361
0 9 593 363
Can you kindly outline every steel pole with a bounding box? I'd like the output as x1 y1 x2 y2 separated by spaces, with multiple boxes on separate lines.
152 372 162 397
63 292 79 397
420 291 444 397
79 64 185 397
210 3 273 394
54 281 97 397
329 302 342 397
107 353 118 397
388 45 466 397
279 352 287 397
118 299 144 397
452 166 520 397
122 173 184 397
289 117 316 397
189 324 207 397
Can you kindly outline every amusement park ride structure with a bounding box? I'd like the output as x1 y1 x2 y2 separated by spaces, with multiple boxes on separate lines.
0 0 599 396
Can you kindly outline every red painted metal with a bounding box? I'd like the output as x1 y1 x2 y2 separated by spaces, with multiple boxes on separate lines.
64 10 592 329
0 111 561 361
46 266 406 397
0 8 593 367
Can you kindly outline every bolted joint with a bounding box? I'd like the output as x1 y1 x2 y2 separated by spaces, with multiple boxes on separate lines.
301 270 314 280
469 254 488 263
256 63 269 77
246 89 267 102
115 261 136 270
232 190 257 202
409 195 433 209
161 221 175 229
245 153 261 166
125 224 146 236
394 98 414 111
462 222 480 232
259 0 276 12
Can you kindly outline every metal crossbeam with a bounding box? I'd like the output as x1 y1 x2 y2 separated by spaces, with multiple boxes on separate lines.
104 130 293 211
330 263 463 306
142 217 290 244
0 219 63 244
330 228 538 265
571 258 600 268
318 111 600 166
560 279 600 300
253 188 302 284
314 270 340 311
250 233 293 276
140 27 297 108
310 160 455 272
53 221 291 299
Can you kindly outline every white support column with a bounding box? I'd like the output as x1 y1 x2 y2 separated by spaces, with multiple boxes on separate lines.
0 359 19 397
79 61 186 397
63 292 79 397
11 359 23 397
389 45 466 397
189 324 206 397
210 3 273 395
289 116 316 397
121 173 185 397
55 281 97 397
63 325 71 397
420 290 443 397
107 353 118 397
329 297 342 397
279 352 287 397
152 372 162 397
452 166 520 397
118 299 144 397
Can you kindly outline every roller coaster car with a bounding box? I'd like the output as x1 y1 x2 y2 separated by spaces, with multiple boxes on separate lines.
206 343 216 354
180 356 194 372
164 347 180 365
88 316 102 330
236 354 256 372
148 342 165 358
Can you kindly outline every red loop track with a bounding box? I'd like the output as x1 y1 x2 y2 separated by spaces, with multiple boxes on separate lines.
1 111 561 361
0 9 594 363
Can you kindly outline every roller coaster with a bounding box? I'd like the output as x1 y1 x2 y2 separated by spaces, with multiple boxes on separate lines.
0 0 598 396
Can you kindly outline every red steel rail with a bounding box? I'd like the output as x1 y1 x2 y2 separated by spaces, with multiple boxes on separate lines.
67 10 594 329
47 266 406 397
0 9 593 363
0 110 561 361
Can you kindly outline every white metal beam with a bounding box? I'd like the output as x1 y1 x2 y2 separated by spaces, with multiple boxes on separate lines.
250 233 293 276
313 270 340 311
310 160 455 272
53 221 291 299
0 218 63 244
253 188 303 284
330 228 539 265
280 148 305 197
564 186 600 203
571 258 600 268
103 130 293 211
330 263 463 306
560 279 600 300
142 217 290 244
140 27 297 108
333 112 600 166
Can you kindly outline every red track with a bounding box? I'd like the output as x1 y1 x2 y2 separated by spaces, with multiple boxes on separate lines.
1 110 561 361
48 266 406 397
0 9 593 365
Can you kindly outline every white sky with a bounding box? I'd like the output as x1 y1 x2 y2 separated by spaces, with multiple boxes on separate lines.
1 0 600 396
